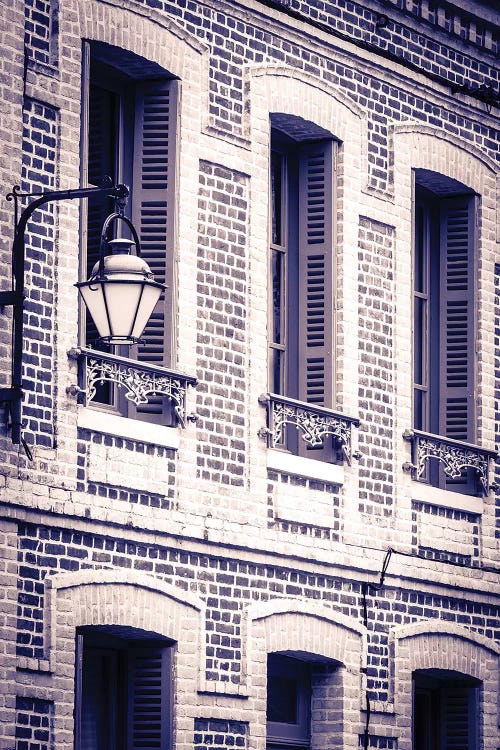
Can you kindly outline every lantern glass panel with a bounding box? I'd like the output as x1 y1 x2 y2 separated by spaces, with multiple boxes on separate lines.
131 284 163 339
78 282 110 340
101 280 145 340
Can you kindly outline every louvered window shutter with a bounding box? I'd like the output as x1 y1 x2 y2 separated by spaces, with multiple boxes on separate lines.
131 80 177 423
78 644 120 750
296 141 335 457
441 687 478 750
86 83 117 347
438 196 476 491
127 646 171 750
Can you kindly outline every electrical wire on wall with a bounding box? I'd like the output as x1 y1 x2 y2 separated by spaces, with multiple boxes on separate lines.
360 547 394 750
362 547 393 628
359 546 436 748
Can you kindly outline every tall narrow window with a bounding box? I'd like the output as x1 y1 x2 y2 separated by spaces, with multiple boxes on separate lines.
80 41 178 423
75 628 173 750
413 170 477 492
267 654 311 750
413 670 480 750
269 117 337 460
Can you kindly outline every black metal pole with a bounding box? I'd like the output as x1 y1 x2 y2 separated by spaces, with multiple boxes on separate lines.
0 182 129 445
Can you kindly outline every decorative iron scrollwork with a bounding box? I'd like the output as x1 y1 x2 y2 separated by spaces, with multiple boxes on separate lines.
403 429 497 495
259 393 360 464
79 348 197 427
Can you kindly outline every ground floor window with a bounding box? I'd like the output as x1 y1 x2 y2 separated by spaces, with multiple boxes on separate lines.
75 626 173 750
267 653 311 750
413 669 480 750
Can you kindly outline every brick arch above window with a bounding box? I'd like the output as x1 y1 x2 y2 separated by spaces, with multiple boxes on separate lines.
69 0 208 75
246 598 366 672
249 64 365 118
247 64 366 149
389 621 499 750
392 620 500 658
392 123 498 198
391 620 499 682
45 568 205 671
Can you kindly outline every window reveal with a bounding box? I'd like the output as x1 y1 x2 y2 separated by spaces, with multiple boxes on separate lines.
81 42 177 424
413 175 477 493
75 630 173 750
269 126 336 460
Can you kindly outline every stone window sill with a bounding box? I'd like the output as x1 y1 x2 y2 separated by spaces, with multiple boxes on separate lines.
77 406 180 449
410 481 483 514
267 448 344 484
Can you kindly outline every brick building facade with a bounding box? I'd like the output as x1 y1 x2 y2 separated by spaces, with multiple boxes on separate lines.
0 1 499 749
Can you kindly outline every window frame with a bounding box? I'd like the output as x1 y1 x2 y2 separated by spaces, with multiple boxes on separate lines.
78 41 180 425
267 122 338 462
269 144 289 398
80 49 134 418
411 172 479 493
75 628 174 750
266 653 311 750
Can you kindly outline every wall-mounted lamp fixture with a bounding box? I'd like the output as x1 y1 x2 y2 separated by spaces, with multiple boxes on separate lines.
75 205 165 345
0 178 164 446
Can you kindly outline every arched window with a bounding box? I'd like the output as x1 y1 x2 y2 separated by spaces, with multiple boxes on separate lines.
80 41 178 423
412 169 478 493
75 625 174 750
268 115 339 462
413 669 481 750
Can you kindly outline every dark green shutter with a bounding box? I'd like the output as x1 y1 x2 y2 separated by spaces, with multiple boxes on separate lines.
439 196 476 490
131 80 177 422
296 141 335 458
127 646 171 750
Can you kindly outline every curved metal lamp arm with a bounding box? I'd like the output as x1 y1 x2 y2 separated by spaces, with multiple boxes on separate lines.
0 179 129 446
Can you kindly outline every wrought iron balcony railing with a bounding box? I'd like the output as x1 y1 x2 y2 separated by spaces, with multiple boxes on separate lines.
73 347 197 427
259 393 360 464
403 428 497 496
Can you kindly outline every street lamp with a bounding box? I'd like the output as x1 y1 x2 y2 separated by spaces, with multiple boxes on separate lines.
75 208 165 344
0 179 164 445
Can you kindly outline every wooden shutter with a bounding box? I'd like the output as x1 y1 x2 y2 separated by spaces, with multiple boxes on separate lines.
86 83 117 347
78 644 119 750
439 196 476 490
441 687 478 750
297 140 335 406
296 141 335 458
127 646 171 750
131 79 177 422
